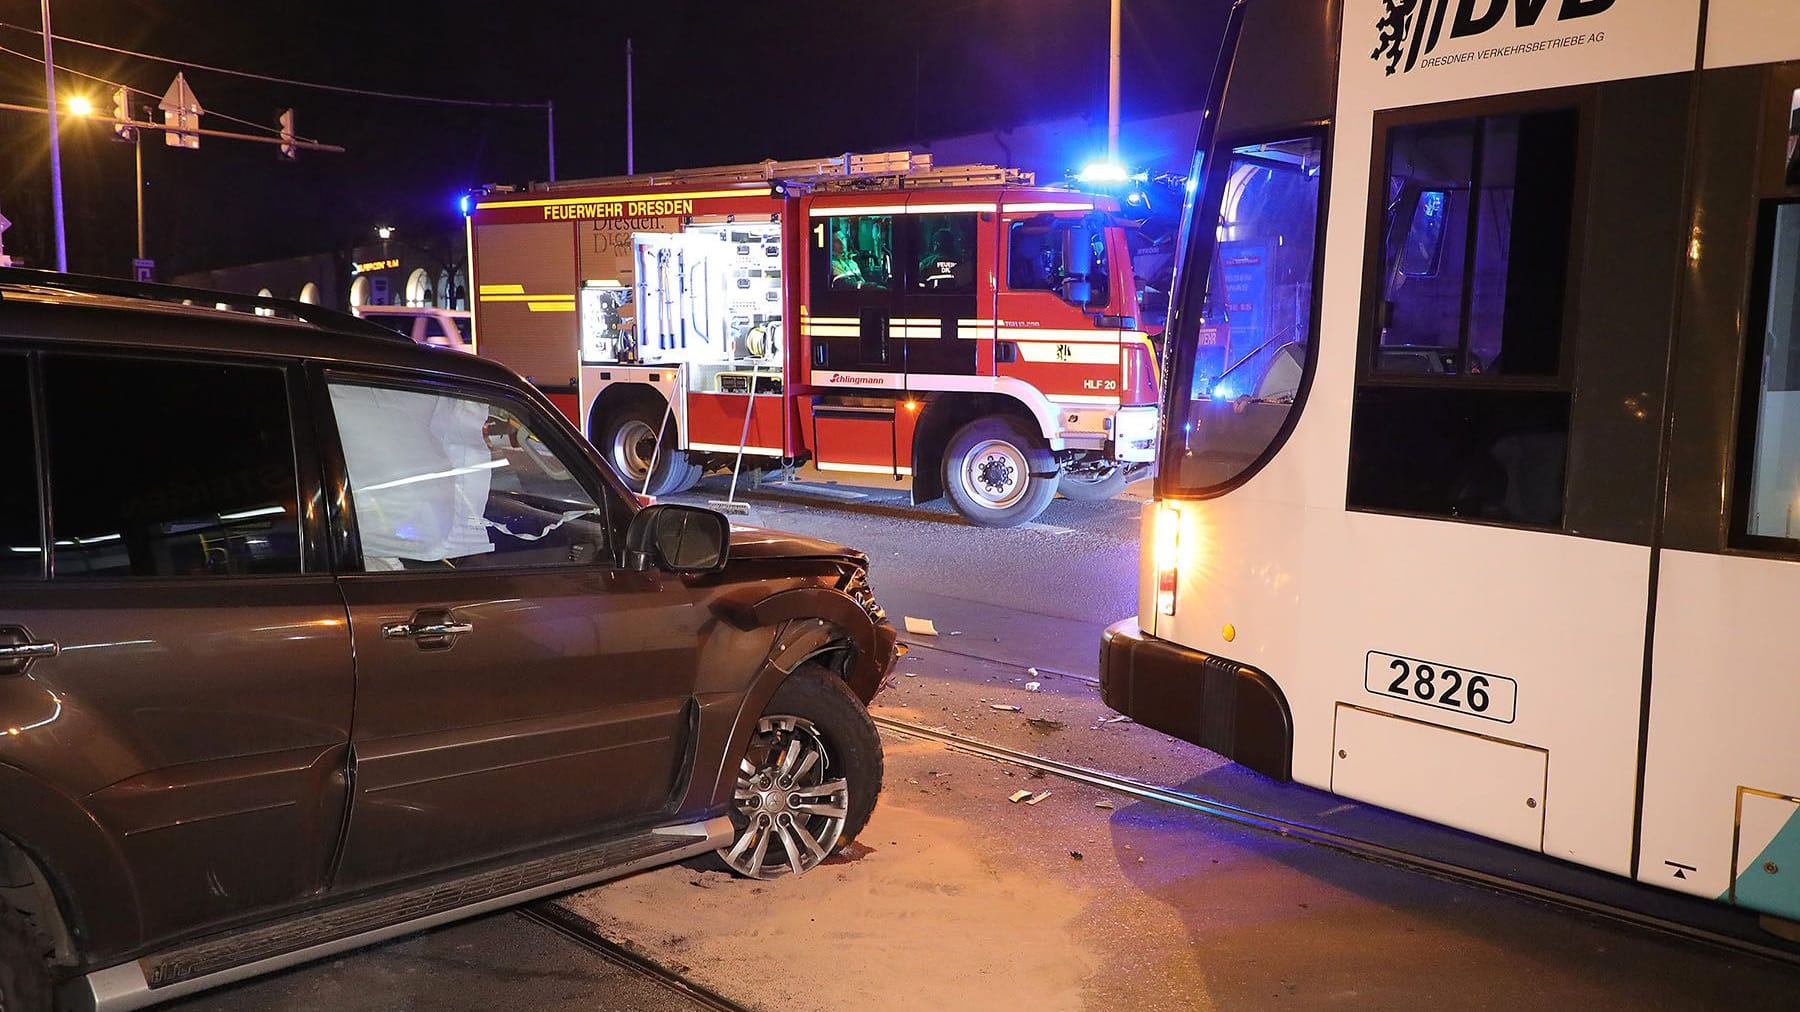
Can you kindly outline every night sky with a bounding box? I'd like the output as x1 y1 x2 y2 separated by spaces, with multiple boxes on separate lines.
0 1 1227 277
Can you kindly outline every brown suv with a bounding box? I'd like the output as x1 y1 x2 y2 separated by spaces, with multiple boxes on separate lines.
0 270 894 1011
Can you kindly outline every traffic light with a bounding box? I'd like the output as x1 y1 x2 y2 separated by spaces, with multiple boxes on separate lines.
110 87 136 143
277 109 296 160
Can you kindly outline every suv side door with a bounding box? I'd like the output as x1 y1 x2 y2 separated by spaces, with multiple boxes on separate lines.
318 369 702 889
0 348 355 946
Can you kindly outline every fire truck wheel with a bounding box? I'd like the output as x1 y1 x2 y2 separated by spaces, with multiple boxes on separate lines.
1057 465 1128 501
599 403 704 496
943 416 1059 528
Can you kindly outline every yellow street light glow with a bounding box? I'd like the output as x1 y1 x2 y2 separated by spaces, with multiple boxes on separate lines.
67 95 94 117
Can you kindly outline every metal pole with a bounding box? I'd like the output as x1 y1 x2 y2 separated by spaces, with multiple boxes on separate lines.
625 38 635 175
546 99 557 181
40 0 67 271
1107 0 1122 163
134 124 145 261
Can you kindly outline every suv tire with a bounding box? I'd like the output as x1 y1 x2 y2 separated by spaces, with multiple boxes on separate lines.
717 665 883 880
596 399 704 497
0 901 51 1012
942 415 1059 527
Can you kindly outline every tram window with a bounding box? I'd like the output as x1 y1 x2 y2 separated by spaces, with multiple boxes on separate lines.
1348 387 1568 527
1164 135 1324 493
1346 106 1581 529
1373 110 1577 377
822 215 892 292
912 214 976 293
1737 201 1800 547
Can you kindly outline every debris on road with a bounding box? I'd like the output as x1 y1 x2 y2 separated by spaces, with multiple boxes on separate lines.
1008 790 1034 803
903 616 939 636
1025 681 1042 692
1070 850 1084 861
1025 791 1052 806
1026 717 1066 733
1100 714 1133 724
1094 801 1115 810
990 703 1022 712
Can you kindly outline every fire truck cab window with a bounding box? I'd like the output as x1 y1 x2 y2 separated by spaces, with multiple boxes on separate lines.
912 214 976 293
827 215 893 292
1007 216 1109 306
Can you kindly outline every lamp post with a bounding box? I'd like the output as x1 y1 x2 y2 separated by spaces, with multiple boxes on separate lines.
1107 0 1122 163
41 0 67 271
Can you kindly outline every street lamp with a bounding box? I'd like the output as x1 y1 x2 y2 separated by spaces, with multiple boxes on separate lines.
376 225 395 241
67 94 92 117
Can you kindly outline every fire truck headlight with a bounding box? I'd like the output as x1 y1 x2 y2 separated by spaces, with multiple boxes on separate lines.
1155 502 1180 616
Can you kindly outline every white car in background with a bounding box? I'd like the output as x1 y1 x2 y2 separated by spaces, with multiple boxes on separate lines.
352 305 473 351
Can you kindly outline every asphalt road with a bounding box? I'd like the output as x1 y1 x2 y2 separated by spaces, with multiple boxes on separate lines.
165 472 1800 1009
668 468 1147 677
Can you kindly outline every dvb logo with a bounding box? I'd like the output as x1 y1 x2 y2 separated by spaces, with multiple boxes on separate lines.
1373 0 1616 75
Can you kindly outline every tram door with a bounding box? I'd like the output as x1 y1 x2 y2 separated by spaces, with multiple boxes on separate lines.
1635 59 1800 919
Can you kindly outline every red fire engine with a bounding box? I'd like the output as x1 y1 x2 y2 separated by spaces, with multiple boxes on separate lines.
467 151 1157 527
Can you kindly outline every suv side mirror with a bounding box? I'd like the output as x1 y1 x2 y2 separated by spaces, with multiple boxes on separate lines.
623 503 730 574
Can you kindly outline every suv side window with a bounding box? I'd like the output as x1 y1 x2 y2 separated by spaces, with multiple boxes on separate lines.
44 354 302 578
328 381 609 571
0 355 42 579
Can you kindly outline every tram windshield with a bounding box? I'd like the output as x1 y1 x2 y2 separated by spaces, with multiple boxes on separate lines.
1166 136 1325 492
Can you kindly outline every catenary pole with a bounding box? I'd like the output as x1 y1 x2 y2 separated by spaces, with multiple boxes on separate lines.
626 37 635 175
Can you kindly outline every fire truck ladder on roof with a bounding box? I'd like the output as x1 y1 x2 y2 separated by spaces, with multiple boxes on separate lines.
529 151 1035 193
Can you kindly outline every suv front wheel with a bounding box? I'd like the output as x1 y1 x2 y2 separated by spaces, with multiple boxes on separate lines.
719 666 883 880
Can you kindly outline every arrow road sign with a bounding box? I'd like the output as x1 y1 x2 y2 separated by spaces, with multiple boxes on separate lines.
160 72 202 149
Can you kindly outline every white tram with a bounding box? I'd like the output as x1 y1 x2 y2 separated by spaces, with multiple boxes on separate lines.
1100 0 1800 922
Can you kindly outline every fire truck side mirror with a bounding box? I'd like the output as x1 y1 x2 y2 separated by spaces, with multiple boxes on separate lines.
1060 276 1093 307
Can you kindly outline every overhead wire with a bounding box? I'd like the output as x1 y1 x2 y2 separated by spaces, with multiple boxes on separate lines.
0 41 328 143
0 21 550 110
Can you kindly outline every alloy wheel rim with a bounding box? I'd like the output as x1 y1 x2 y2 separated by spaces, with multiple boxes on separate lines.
961 438 1029 509
610 419 658 481
721 715 849 879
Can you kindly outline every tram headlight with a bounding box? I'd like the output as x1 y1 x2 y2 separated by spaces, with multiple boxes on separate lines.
1155 502 1180 616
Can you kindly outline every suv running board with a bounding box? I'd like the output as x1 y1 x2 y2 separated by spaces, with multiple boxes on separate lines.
78 816 732 1012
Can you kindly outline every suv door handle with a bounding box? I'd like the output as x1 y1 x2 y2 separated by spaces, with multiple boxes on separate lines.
0 628 57 676
383 620 474 639
380 609 473 648
0 643 57 659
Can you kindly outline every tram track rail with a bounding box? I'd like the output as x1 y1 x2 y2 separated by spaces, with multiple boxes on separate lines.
519 904 757 1012
898 638 1101 685
872 714 1800 970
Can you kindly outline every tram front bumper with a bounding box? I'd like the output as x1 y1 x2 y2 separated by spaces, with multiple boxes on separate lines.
1098 618 1294 781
